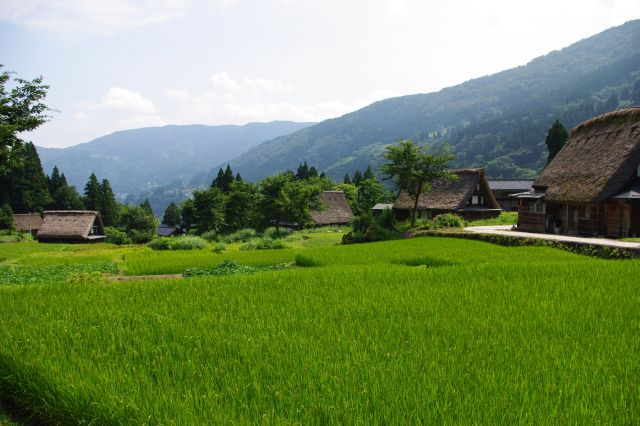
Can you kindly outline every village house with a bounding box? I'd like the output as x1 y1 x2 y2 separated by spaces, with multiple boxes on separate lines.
37 211 106 243
488 179 534 211
311 191 355 226
157 224 184 237
12 213 43 236
515 107 640 238
393 168 501 221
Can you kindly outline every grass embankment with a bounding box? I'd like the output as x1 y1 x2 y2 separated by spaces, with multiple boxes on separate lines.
0 235 639 423
466 211 518 226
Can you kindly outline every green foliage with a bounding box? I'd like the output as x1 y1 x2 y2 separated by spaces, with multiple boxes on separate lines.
467 212 518 226
148 235 206 251
212 242 227 253
239 237 286 251
544 119 568 165
183 260 291 277
104 226 132 245
99 179 119 226
262 226 291 239
225 180 258 230
192 187 226 234
140 198 154 216
0 142 52 213
0 204 13 230
220 228 258 243
200 230 218 242
0 262 117 286
377 207 397 230
382 139 455 225
0 65 50 174
356 178 387 214
433 213 465 228
162 201 182 227
118 205 157 244
83 173 101 211
212 164 235 194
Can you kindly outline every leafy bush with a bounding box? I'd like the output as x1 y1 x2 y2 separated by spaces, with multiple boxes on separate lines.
377 208 397 230
171 236 206 250
263 227 291 239
130 229 156 244
433 213 465 228
183 260 292 277
351 213 375 233
105 226 132 245
147 237 173 251
66 271 107 285
221 228 258 243
240 237 286 251
302 226 345 233
148 236 206 251
342 226 401 244
212 243 227 253
200 231 218 242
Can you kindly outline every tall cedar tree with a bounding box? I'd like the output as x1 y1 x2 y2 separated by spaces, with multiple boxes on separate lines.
0 65 50 174
296 162 310 180
235 172 243 182
382 139 455 226
544 120 568 165
52 185 84 210
180 199 196 232
357 178 387 215
162 201 182 227
83 173 102 211
140 199 154 217
3 142 52 213
192 187 226 234
100 179 119 226
363 166 375 180
343 173 351 184
352 170 363 186
222 165 234 193
212 168 225 188
308 166 318 179
226 180 258 229
47 166 67 195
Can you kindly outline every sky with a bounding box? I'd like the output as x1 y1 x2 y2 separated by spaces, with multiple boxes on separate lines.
1 0 640 148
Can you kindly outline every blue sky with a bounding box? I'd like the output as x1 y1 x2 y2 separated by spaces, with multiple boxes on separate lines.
1 0 639 148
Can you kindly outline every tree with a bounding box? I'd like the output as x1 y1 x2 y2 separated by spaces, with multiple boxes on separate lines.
235 172 243 182
335 183 357 213
0 204 13 230
162 201 182 227
47 165 67 195
51 185 84 210
258 172 293 231
212 168 225 189
226 180 258 230
363 166 375 181
357 178 387 214
544 119 568 165
282 179 323 229
180 198 196 232
296 161 310 180
83 173 102 211
140 198 154 217
3 142 52 212
382 139 455 225
100 179 119 227
222 164 234 193
308 166 319 179
192 187 226 234
353 170 363 186
0 65 50 174
343 173 351 185
319 171 327 180
118 204 157 243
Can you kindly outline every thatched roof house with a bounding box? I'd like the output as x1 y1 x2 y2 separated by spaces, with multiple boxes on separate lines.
311 191 355 226
157 224 184 237
488 179 534 211
37 211 106 243
393 168 500 220
516 107 640 237
12 213 43 235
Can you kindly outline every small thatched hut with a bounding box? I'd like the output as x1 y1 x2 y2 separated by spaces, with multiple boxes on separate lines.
37 211 106 243
12 213 43 235
516 107 640 237
311 191 355 226
393 168 500 221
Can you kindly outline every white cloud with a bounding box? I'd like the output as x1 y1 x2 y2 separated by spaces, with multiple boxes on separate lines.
0 0 188 35
76 87 165 131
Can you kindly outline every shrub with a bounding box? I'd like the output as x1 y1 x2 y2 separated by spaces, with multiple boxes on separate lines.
130 229 155 244
342 226 401 244
200 230 218 242
413 218 434 230
105 227 132 245
433 213 465 228
147 237 173 251
221 228 257 243
263 227 291 239
376 208 397 230
66 271 106 285
240 237 286 251
351 213 375 233
212 243 227 253
170 236 207 250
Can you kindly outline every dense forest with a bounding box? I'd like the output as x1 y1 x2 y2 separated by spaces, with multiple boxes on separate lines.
226 20 640 181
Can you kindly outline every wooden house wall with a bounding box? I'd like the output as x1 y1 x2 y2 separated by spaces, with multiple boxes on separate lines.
517 200 546 232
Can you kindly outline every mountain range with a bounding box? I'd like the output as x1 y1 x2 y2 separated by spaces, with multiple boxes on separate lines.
225 20 640 182
37 121 313 201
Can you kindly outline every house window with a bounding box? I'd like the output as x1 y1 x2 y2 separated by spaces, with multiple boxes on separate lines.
534 201 545 214
578 206 587 219
471 195 479 205
90 226 98 235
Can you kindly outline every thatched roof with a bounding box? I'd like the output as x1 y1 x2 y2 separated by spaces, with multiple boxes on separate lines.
12 214 43 232
393 168 499 210
311 191 355 225
37 211 105 241
534 107 640 203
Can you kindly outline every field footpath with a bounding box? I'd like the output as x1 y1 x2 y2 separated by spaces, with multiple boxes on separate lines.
465 225 640 249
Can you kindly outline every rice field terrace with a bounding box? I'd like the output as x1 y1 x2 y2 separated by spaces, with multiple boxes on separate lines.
0 232 639 424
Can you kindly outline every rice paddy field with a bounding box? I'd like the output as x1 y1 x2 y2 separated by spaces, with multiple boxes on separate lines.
0 232 639 423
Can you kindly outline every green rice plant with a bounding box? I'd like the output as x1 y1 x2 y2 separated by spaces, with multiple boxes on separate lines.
466 211 518 226
220 228 258 243
170 236 206 250
183 260 293 277
0 262 118 286
239 237 286 251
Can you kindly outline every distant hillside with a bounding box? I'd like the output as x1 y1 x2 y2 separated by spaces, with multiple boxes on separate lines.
227 20 640 181
37 121 313 202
